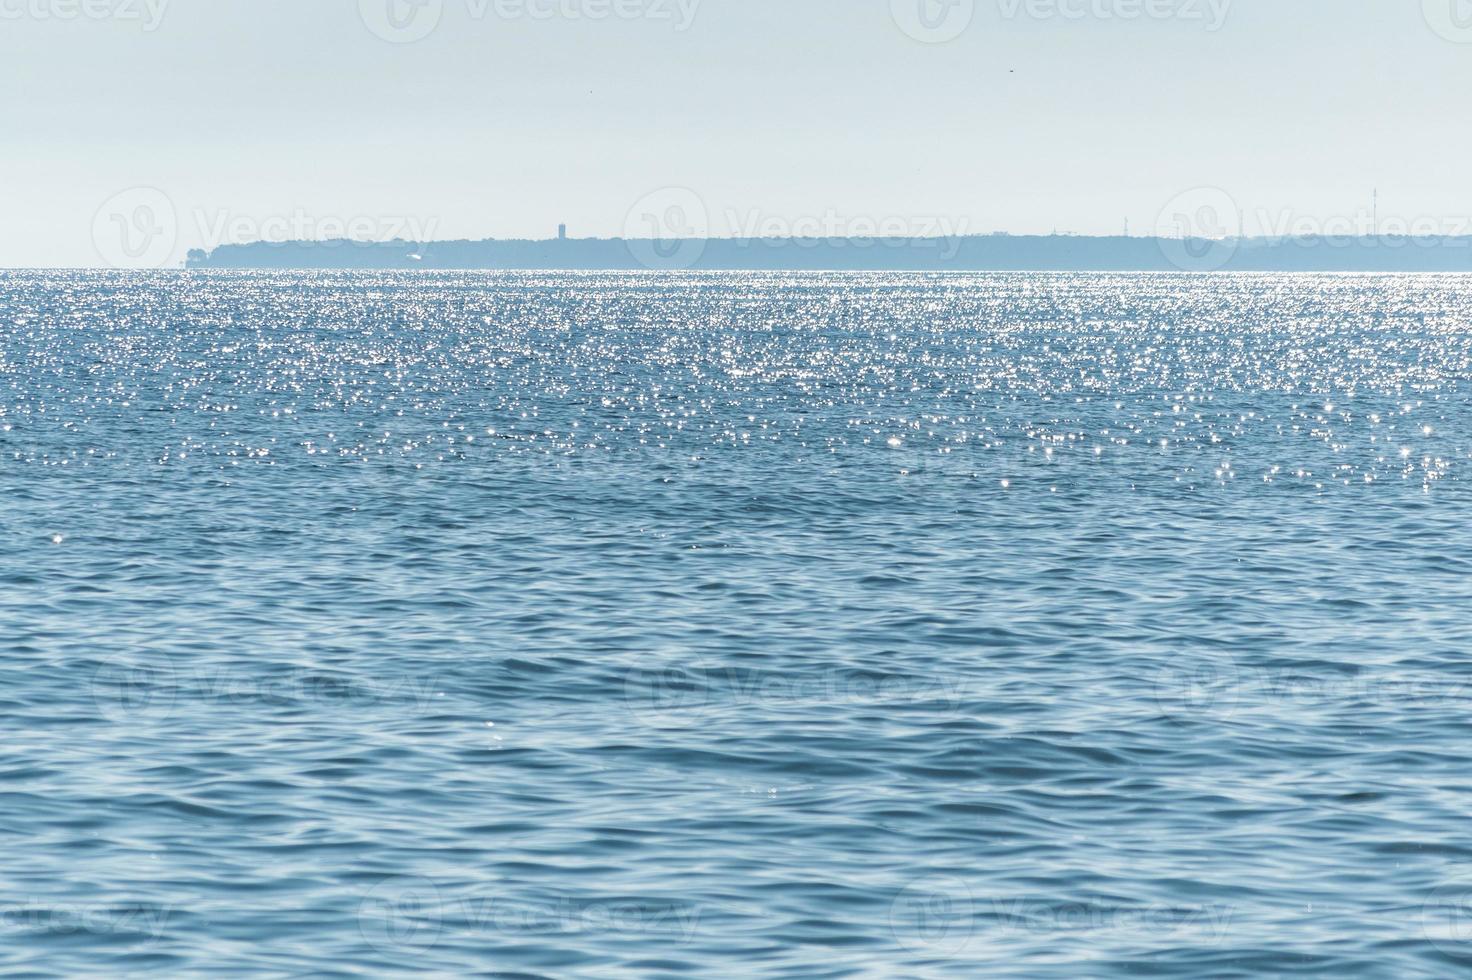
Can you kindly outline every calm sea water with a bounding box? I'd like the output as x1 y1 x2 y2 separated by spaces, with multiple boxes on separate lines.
3 271 1472 977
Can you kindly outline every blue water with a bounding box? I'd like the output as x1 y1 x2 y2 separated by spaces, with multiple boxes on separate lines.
3 270 1472 977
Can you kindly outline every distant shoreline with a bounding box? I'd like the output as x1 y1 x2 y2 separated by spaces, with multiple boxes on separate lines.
183 235 1472 273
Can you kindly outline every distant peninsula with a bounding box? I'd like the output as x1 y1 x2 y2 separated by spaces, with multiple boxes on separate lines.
185 235 1472 272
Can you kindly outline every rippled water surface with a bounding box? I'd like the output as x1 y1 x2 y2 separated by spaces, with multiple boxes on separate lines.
4 271 1472 977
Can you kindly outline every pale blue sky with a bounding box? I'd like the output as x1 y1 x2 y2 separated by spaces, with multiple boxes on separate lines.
3 0 1471 266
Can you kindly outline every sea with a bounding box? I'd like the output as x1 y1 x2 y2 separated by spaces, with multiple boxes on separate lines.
2 270 1471 977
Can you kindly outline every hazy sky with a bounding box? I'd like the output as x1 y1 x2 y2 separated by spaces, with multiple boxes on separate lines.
4 0 1471 266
